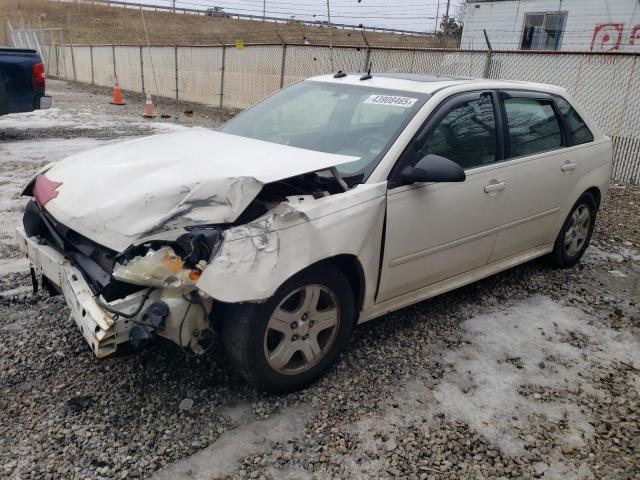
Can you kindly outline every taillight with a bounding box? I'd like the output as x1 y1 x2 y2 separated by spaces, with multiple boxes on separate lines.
32 63 46 90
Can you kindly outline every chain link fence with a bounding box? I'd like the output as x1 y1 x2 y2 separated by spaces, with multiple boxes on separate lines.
43 43 640 185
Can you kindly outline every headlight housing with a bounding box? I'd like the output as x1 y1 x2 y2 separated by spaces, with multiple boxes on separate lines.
113 227 222 291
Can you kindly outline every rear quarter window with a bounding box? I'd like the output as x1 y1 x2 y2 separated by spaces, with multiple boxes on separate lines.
555 97 594 145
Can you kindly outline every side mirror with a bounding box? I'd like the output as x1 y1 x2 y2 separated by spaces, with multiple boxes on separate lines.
401 154 466 185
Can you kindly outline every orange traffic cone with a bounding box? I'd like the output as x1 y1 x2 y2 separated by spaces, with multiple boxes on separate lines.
142 92 156 118
110 75 126 105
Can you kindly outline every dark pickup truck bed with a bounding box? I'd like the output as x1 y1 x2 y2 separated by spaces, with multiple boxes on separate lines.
0 48 51 116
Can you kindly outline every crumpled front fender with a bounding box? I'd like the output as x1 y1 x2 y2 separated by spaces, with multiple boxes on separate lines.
196 182 387 310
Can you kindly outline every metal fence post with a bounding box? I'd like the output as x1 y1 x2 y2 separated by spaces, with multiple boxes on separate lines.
55 44 60 77
483 49 493 79
279 44 287 88
174 45 179 100
482 29 493 79
112 44 116 78
90 45 95 84
220 44 226 108
70 44 77 81
139 45 145 93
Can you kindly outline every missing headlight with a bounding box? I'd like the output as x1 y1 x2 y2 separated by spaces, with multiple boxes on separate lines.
175 228 222 268
112 228 222 292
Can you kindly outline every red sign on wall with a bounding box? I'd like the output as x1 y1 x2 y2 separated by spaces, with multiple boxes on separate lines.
590 23 640 52
590 23 625 52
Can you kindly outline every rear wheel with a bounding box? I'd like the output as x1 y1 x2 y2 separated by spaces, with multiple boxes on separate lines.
549 192 597 268
221 266 355 393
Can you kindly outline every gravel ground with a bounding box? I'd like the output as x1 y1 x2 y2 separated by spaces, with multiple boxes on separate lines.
1 80 639 480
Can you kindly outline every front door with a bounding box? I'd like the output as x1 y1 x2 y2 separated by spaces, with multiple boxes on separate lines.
377 91 509 302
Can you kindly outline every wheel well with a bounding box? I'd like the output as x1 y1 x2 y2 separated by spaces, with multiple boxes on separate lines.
585 186 601 210
314 255 365 316
211 255 366 330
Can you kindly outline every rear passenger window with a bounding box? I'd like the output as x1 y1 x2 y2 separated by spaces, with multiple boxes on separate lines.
504 97 562 157
555 97 594 145
416 95 497 170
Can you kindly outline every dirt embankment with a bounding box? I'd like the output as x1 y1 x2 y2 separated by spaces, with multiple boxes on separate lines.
1 0 457 48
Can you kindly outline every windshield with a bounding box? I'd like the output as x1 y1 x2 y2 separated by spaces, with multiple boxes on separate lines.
220 81 428 180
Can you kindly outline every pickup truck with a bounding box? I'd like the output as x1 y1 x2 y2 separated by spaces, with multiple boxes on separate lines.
0 48 52 115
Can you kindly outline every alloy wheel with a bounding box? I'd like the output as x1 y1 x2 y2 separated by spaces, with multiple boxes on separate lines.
263 284 340 375
564 204 591 257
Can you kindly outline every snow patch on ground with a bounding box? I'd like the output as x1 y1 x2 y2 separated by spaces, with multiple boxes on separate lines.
0 107 188 133
583 243 640 264
433 296 638 453
152 405 312 480
338 295 639 478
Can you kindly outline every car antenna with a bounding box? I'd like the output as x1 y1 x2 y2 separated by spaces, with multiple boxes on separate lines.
360 63 373 81
333 70 347 78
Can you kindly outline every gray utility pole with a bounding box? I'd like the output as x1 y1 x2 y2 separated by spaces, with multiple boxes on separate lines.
263 0 266 21
172 0 176 13
326 0 334 71
434 1 440 34
442 0 451 48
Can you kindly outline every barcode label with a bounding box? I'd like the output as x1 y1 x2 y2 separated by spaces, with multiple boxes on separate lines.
364 95 418 108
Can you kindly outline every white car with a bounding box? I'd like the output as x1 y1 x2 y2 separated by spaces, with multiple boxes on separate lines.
17 73 611 392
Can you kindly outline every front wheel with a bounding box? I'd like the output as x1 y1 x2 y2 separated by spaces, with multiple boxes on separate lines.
221 266 355 393
549 192 597 268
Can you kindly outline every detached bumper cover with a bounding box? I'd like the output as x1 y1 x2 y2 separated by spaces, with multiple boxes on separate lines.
16 227 141 358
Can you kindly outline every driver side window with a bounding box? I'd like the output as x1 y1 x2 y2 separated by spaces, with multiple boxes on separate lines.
415 95 498 170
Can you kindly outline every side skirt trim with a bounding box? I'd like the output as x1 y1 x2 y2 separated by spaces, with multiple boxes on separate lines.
358 244 553 324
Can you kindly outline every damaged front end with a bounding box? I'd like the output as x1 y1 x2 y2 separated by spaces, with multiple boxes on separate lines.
19 199 223 357
17 166 364 359
16 129 372 358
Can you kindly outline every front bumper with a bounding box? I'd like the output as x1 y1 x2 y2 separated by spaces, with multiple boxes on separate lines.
16 227 145 358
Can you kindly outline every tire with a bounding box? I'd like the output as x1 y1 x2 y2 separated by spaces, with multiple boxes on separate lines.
548 192 597 268
221 265 355 393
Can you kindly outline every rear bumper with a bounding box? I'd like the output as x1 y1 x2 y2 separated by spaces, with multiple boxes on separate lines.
16 226 143 358
37 95 52 110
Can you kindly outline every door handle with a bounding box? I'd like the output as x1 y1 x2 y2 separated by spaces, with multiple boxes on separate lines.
484 181 507 193
561 162 577 172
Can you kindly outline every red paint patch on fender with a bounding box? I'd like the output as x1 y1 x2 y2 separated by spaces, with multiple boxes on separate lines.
33 175 63 208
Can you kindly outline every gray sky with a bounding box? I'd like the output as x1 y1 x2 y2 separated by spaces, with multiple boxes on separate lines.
154 0 466 32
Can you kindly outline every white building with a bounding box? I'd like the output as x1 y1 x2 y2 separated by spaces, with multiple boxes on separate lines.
461 0 640 52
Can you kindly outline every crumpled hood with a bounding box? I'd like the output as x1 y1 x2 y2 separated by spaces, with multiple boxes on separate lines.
36 129 357 251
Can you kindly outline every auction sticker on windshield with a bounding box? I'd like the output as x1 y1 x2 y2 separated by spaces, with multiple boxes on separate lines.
364 95 417 108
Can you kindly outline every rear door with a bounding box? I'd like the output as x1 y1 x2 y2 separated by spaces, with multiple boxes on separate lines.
489 90 582 262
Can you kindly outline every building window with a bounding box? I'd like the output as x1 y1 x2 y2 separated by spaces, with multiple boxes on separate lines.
520 12 567 51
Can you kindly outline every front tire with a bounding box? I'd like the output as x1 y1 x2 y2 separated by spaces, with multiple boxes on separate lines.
221 265 355 393
549 192 597 268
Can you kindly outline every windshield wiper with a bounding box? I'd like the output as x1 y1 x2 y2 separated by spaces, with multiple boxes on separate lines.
328 167 349 191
